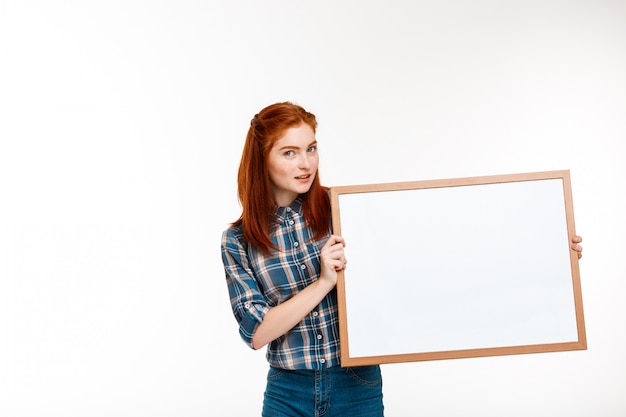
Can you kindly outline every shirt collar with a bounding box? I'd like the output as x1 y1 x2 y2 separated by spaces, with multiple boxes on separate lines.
274 196 303 221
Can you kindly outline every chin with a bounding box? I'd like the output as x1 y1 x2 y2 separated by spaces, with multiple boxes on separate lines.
302 181 315 191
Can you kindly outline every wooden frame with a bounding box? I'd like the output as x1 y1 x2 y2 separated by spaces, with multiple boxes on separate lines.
330 170 586 366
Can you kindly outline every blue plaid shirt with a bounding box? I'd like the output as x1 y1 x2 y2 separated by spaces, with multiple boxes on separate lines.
221 197 340 370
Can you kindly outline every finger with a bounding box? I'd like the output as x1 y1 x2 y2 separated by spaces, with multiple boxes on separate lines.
323 242 343 258
572 235 582 244
323 238 346 258
327 235 345 247
334 258 348 271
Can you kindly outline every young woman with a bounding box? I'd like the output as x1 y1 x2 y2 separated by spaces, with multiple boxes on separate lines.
221 101 384 416
221 101 584 417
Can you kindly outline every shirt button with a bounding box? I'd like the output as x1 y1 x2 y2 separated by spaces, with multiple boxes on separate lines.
289 220 294 225
286 207 291 212
294 241 299 247
300 264 306 270
312 311 318 317
317 334 323 340
244 303 251 309
320 358 326 364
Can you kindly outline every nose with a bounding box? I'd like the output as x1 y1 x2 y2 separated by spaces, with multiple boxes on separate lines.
298 153 311 169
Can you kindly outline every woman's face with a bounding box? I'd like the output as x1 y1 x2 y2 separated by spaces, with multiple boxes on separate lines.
267 123 319 207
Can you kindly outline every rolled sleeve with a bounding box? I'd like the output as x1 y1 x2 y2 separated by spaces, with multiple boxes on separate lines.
236 301 270 348
221 228 270 349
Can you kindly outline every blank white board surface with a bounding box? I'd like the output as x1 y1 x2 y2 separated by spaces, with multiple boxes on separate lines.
330 170 586 366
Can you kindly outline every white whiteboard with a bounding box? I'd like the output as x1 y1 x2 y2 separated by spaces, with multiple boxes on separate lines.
330 170 586 366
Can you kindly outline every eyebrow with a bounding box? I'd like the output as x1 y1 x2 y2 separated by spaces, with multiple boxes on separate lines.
277 140 318 151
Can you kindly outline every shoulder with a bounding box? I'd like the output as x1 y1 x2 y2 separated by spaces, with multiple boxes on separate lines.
222 223 245 247
221 223 251 267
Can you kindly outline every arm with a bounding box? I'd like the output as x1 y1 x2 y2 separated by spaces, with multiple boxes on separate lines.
252 235 347 349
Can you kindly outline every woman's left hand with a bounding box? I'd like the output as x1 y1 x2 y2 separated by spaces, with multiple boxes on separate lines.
571 235 583 259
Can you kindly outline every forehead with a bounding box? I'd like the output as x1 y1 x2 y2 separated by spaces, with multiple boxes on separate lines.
273 123 316 148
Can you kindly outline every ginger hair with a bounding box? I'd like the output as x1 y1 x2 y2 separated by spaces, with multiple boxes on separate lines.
233 102 330 254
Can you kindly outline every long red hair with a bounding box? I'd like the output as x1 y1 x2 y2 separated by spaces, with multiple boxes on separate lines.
233 102 330 254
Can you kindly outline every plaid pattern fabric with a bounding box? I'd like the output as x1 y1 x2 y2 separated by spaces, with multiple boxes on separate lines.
221 197 340 370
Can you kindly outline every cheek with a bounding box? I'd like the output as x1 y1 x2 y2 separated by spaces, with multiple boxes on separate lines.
311 154 320 170
268 167 281 186
268 159 290 183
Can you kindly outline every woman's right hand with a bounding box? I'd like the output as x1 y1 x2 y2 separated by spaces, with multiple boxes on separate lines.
251 234 347 349
319 235 347 287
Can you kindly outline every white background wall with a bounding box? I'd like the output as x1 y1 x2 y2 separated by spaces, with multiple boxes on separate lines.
1 1 625 416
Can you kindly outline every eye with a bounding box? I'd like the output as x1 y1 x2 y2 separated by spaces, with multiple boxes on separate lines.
307 145 317 153
284 150 295 157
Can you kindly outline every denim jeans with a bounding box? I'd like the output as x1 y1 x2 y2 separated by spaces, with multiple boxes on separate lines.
262 364 384 417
